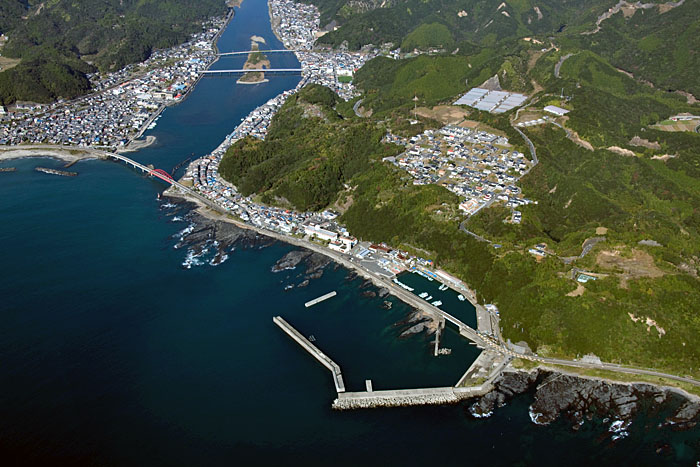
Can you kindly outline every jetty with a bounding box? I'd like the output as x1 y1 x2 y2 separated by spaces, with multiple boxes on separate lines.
333 385 491 410
35 167 78 177
305 291 336 308
273 316 345 393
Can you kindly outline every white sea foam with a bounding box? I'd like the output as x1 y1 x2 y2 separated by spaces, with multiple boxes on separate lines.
182 249 204 269
609 419 630 441
528 405 546 425
469 405 493 419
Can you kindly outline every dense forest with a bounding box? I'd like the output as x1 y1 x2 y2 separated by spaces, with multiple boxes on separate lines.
0 0 228 105
219 84 401 210
306 0 700 97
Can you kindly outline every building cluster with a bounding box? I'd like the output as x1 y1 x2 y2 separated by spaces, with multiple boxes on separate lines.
269 0 319 51
269 0 374 100
0 17 227 147
297 50 374 100
181 2 532 287
386 125 534 216
183 0 375 237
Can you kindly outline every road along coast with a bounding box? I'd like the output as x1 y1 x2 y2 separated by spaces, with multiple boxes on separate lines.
162 0 700 408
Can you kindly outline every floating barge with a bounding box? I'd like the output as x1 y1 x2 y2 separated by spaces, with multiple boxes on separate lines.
305 291 336 308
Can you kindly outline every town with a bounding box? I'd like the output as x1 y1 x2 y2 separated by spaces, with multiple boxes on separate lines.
0 16 228 147
178 0 510 303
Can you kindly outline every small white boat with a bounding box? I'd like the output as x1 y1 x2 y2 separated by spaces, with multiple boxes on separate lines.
431 300 442 307
457 294 466 301
419 292 429 298
425 295 433 301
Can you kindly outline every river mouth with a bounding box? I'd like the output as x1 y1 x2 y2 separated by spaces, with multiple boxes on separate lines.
1 0 699 464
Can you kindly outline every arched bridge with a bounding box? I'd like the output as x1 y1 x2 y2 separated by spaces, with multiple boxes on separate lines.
108 153 175 185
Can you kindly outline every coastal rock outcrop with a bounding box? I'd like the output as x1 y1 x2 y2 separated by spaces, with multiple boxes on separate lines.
470 370 699 432
271 248 332 287
663 400 700 429
169 200 271 264
469 371 536 418
271 250 312 272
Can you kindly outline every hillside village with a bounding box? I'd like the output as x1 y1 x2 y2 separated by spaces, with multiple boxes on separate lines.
386 125 534 217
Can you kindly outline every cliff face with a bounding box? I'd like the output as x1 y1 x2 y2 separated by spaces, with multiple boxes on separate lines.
470 370 700 432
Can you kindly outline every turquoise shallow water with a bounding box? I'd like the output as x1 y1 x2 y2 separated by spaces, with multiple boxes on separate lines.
0 1 698 465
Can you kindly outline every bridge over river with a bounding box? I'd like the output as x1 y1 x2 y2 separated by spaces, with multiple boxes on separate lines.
202 68 302 75
216 49 300 56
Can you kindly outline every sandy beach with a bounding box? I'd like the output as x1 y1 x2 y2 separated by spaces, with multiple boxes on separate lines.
0 145 111 164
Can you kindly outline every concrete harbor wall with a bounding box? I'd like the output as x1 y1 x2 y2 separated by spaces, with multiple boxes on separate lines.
273 316 345 393
332 385 492 410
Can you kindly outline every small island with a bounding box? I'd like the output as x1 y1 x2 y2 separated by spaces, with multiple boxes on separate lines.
237 35 270 84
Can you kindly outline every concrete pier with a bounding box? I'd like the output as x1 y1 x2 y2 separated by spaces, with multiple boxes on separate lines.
273 316 345 393
333 385 491 410
305 291 337 308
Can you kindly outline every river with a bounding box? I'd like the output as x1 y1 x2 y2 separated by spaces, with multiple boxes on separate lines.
0 0 697 465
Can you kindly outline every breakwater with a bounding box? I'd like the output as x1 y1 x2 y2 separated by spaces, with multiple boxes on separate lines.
35 167 78 177
0 167 16 172
273 315 346 393
305 291 336 307
333 385 491 410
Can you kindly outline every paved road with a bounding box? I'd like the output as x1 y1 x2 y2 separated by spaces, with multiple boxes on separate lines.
513 126 538 165
541 357 700 387
353 98 364 117
477 334 700 387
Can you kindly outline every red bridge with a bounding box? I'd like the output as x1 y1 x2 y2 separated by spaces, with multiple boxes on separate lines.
107 153 176 185
151 168 174 183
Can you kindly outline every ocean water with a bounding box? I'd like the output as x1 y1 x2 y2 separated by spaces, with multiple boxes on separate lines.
0 1 698 465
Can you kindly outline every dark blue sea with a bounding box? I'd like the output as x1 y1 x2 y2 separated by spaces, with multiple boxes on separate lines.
0 1 698 465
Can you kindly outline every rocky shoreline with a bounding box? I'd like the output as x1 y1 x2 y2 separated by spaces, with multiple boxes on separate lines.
469 369 700 432
165 196 700 431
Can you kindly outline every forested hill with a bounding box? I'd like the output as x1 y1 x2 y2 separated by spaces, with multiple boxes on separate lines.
0 0 228 105
307 0 615 49
221 0 700 378
307 0 700 97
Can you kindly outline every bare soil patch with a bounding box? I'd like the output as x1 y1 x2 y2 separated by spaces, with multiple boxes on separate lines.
415 106 469 125
607 146 636 157
566 284 585 297
0 56 21 72
596 248 665 287
629 136 661 150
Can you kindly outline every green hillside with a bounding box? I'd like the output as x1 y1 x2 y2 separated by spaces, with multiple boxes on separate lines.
222 15 700 376
0 0 228 105
308 0 615 49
